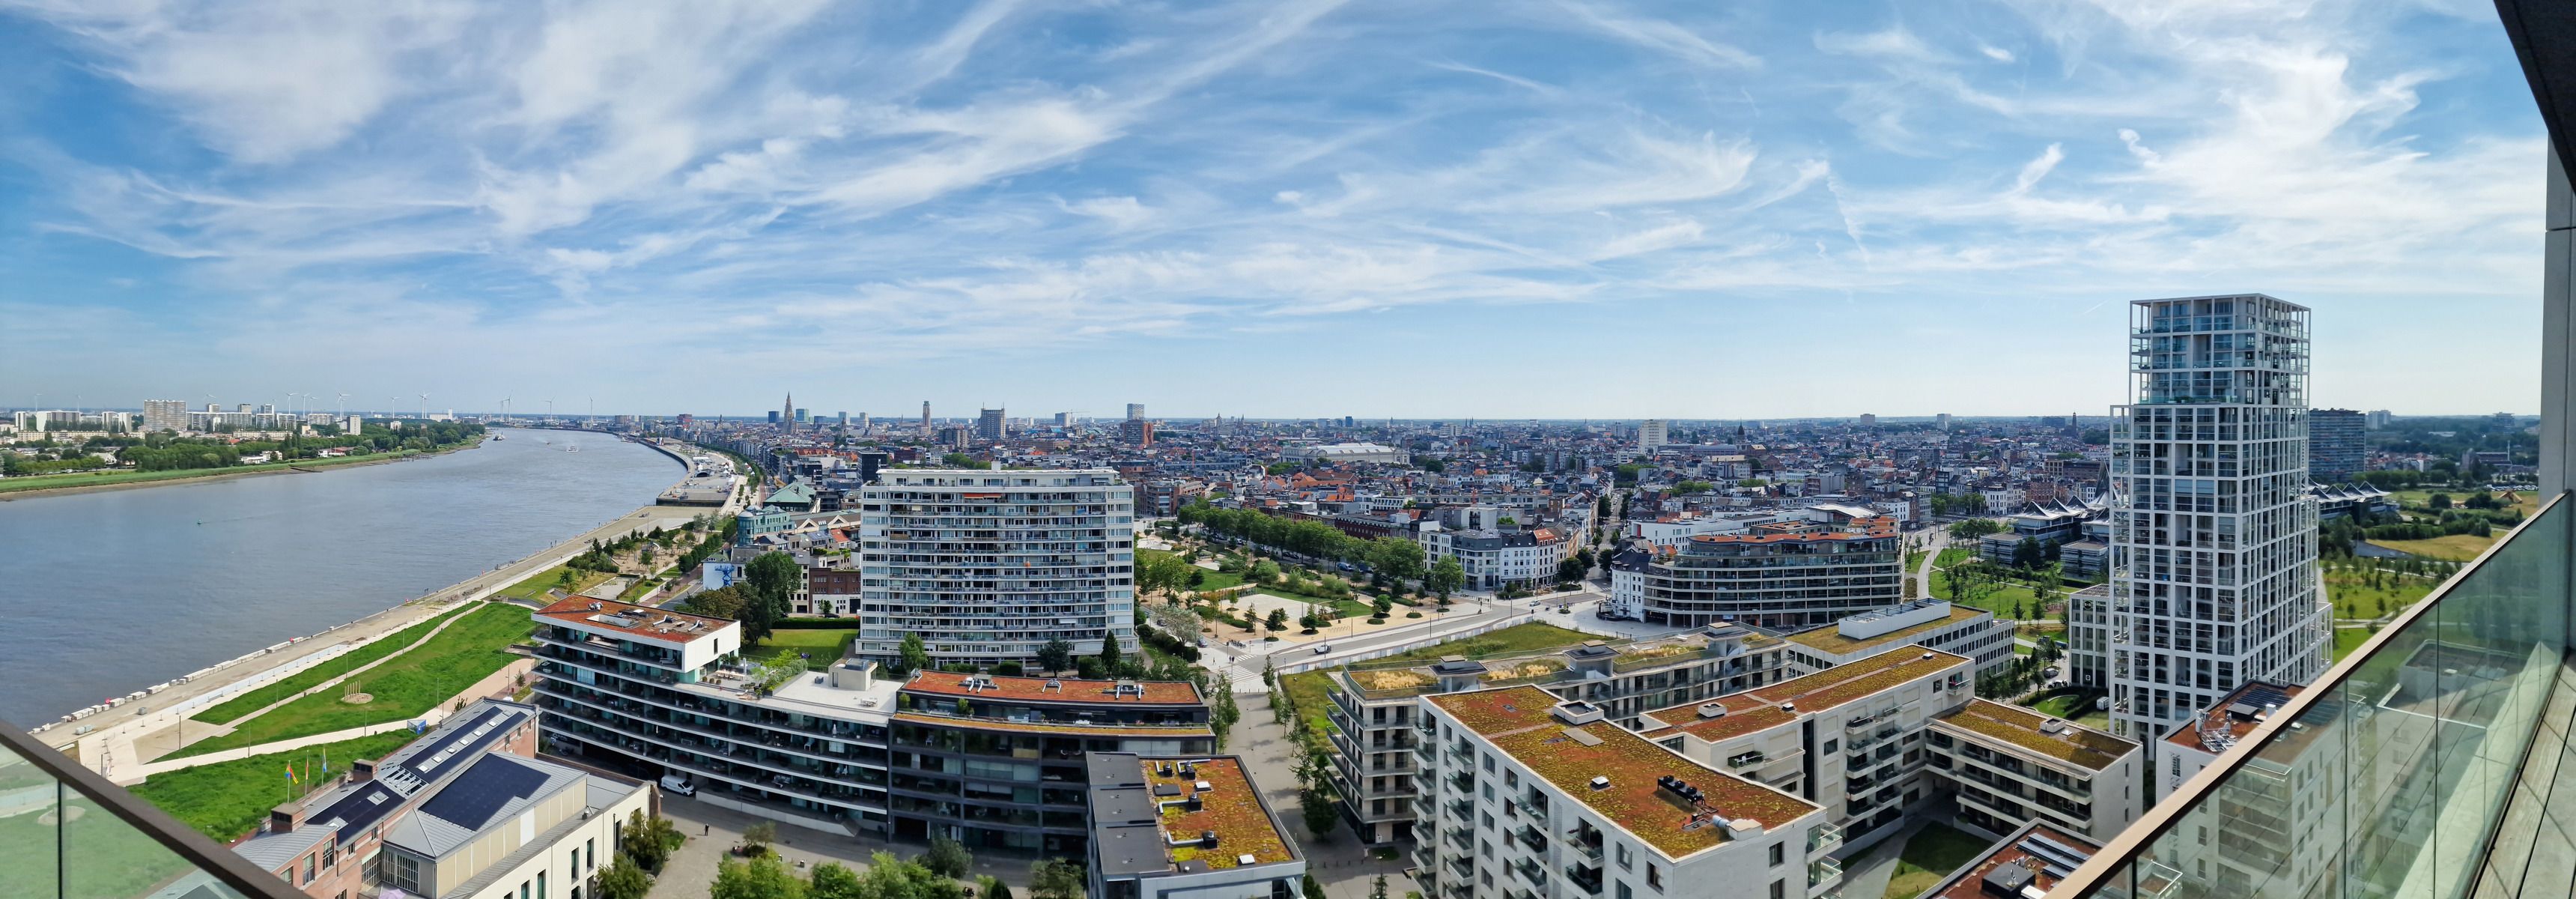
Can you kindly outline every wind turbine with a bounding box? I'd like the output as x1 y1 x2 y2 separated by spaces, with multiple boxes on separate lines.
335 392 349 418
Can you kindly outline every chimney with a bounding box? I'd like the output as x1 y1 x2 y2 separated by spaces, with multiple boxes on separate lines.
351 759 378 781
268 802 305 835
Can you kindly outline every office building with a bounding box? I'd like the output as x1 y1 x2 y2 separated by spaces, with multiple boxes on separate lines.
1630 505 1905 629
1325 624 1793 843
1054 411 1071 428
1126 403 1145 420
1926 699 2141 843
2309 408 2366 483
795 408 809 423
143 398 189 432
1936 413 1952 429
1639 418 1668 454
1858 413 1877 426
768 411 780 425
1635 648 1975 852
531 598 1209 852
1414 685 1844 899
976 408 1006 442
854 468 1137 665
838 411 849 429
1778 599 2016 679
1085 754 1305 899
1121 417 1155 447
2095 294 2326 742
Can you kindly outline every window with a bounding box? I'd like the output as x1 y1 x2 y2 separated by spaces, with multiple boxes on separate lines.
587 838 597 870
1820 739 1838 754
1617 885 1632 899
323 844 337 869
1648 864 1663 891
539 871 547 899
1770 880 1786 899
1768 843 1784 866
303 856 316 886
1616 842 1632 870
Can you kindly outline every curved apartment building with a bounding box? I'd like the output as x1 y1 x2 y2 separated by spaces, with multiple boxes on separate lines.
1629 506 1906 629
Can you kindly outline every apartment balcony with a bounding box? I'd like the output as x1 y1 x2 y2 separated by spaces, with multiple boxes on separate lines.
1564 821 1605 862
1563 861 1604 895
1513 823 1548 853
1445 798 1474 823
2058 492 2576 898
1808 857 1844 890
1806 822 1844 854
0 716 304 898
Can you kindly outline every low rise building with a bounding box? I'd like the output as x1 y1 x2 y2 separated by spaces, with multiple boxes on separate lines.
1779 599 2014 678
1416 686 1843 899
1913 821 2102 899
1085 754 1305 899
1421 527 1566 590
1324 625 1791 844
1281 442 1405 464
1634 648 1975 851
1928 699 2141 843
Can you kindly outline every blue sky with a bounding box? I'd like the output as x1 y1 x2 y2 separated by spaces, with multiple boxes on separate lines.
0 0 2547 419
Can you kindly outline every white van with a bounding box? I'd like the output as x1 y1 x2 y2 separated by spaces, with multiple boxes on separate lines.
660 774 696 796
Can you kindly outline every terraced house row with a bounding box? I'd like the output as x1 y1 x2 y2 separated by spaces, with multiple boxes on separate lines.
528 597 1210 854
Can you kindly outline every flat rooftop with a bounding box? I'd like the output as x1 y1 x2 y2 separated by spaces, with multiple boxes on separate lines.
1087 754 1297 879
536 596 732 644
1429 686 1817 860
891 712 1212 739
1638 647 1971 742
2164 680 2303 755
1787 605 1988 656
903 671 1203 706
1924 822 2102 899
1934 699 2137 772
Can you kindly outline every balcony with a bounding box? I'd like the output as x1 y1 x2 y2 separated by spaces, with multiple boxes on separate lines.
1563 862 1604 895
1808 857 1844 889
0 714 304 898
1806 822 1844 853
1564 821 1605 861
2057 493 2575 898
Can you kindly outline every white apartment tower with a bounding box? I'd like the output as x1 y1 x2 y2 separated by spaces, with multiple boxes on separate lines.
142 399 189 433
854 468 1138 666
1638 418 1668 454
2098 294 2326 741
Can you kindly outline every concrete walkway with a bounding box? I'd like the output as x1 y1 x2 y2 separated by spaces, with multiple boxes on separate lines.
115 658 532 784
1231 692 1417 899
645 793 1047 899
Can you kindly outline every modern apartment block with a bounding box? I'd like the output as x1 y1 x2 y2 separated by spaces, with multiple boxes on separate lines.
1639 418 1668 454
2151 679 2302 804
1414 685 1843 899
1633 648 1975 852
2309 408 2366 484
976 408 1006 442
1926 699 2141 844
1914 821 2101 899
2095 294 2327 742
1085 754 1306 899
142 398 189 433
1324 624 1792 843
853 467 1138 666
1420 527 1567 590
1778 599 2015 679
528 597 1209 853
1630 506 1905 629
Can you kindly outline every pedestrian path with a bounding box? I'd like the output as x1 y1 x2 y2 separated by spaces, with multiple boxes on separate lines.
204 604 477 729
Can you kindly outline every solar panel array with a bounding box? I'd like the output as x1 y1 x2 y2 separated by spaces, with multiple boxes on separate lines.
419 754 553 829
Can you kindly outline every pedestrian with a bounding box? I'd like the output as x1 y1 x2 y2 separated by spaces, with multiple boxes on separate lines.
704 823 711 835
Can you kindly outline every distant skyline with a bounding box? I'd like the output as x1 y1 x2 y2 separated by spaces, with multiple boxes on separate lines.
0 0 2548 417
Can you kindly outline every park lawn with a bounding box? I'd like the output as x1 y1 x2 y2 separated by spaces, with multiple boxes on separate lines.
1933 548 1975 569
2322 571 2437 620
753 629 855 665
131 730 423 841
616 576 663 602
1246 588 1360 612
1372 623 1596 665
1884 823 1993 899
2334 627 2377 662
2392 489 2539 517
2366 534 2498 563
166 603 532 758
1279 671 1340 739
192 605 473 726
1931 578 2041 618
1328 599 1379 619
2028 692 2096 719
0 449 425 495
493 564 615 602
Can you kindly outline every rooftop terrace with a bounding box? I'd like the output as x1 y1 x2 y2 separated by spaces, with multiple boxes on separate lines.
903 671 1203 706
536 596 732 644
1429 685 1817 860
1934 699 2136 772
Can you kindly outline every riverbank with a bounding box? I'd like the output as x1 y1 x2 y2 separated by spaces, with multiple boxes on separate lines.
0 435 486 501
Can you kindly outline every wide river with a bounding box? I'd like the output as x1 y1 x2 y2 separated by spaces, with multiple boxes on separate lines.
0 429 680 724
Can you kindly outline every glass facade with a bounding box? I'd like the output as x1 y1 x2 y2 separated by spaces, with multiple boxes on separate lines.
0 719 296 898
2064 494 2572 898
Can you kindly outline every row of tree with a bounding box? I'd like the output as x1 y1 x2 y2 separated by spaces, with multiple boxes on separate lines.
709 835 1086 899
678 551 804 643
1176 503 1430 583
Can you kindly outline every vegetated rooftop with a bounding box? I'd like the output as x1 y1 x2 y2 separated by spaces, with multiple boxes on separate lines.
1933 699 2136 772
535 596 731 644
902 670 1202 705
1636 646 1970 742
1429 686 1817 860
1144 757 1293 870
1787 605 1988 656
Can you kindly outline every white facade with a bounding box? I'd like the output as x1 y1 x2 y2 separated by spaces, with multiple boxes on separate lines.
1282 441 1405 464
1928 699 2142 844
856 468 1137 664
2100 295 2327 741
1779 600 2016 678
1639 419 1668 454
142 399 189 432
1419 526 1564 590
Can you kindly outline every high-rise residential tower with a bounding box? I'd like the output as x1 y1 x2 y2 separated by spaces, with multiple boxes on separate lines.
920 401 932 435
2309 408 2366 483
1638 417 1668 453
2095 294 2326 742
1126 402 1144 420
142 399 189 433
976 408 1005 442
854 468 1137 665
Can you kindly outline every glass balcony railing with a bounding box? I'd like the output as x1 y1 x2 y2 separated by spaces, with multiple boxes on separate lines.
2058 492 2573 899
0 718 300 898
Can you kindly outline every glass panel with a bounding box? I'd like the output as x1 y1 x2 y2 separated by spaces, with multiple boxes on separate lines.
2074 496 2570 899
0 733 255 899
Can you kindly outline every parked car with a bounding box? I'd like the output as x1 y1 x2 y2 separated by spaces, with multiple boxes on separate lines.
660 774 696 796
1313 644 1331 655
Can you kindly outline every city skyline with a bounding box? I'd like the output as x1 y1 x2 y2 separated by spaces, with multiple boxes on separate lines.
0 1 2546 417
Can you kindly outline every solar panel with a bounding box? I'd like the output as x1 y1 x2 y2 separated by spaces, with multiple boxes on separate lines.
318 782 405 841
396 706 525 781
419 756 552 829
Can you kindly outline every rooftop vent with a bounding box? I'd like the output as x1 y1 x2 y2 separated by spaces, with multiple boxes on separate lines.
1200 830 1219 848
1043 679 1063 692
1550 701 1606 726
1921 652 1936 660
1779 702 1796 712
1588 775 1611 790
1696 703 1728 719
2039 718 2068 735
1720 817 1765 838
1195 780 1214 793
1237 853 1257 866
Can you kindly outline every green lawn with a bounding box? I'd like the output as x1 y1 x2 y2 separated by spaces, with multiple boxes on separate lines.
1370 623 1595 665
1933 548 1975 569
0 788 224 899
0 449 428 494
2323 569 2437 620
1143 548 1248 593
167 603 532 758
1931 578 2041 617
1884 823 1995 899
2365 534 2498 563
131 730 423 841
1906 549 1927 570
2334 626 2377 661
493 564 615 602
2028 691 2099 719
1279 671 1340 738
191 605 474 726
753 628 855 665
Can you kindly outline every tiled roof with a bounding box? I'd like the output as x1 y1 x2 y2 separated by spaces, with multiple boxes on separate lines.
902 671 1202 706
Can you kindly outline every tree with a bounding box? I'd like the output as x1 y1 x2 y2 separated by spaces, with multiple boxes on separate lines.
1036 635 1075 674
1099 635 1124 674
1427 557 1465 598
621 809 681 873
976 875 1013 899
1370 874 1391 899
682 584 748 620
1266 608 1289 634
711 856 806 899
1030 859 1087 899
1212 673 1242 748
1147 604 1202 639
923 836 973 879
1948 518 2005 539
1301 787 1338 838
2013 537 2044 569
597 855 653 899
741 820 780 856
1304 874 1328 899
741 551 803 642
898 634 932 676
1557 557 1586 583
1372 596 1394 618
809 863 866 899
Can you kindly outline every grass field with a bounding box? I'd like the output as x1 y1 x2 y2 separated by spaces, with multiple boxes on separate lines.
2029 691 2098 719
1931 578 2042 618
2391 489 2539 516
133 730 424 841
190 605 473 726
0 789 216 899
1143 548 1250 593
1933 548 1975 569
2335 627 2377 661
167 603 532 758
493 564 616 602
2365 534 2498 562
1884 823 1993 899
753 628 855 665
2323 569 2437 620
0 449 428 495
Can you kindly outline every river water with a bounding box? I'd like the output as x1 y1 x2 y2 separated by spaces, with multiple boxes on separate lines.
0 429 680 724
